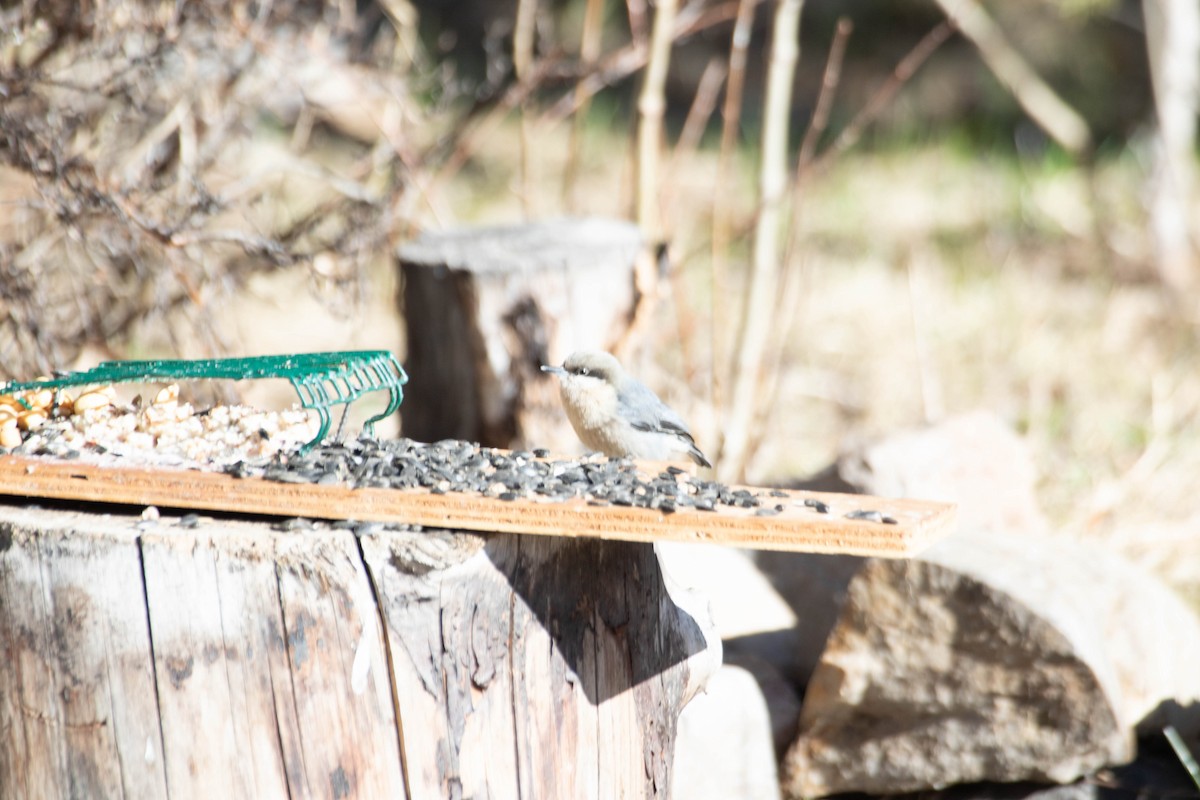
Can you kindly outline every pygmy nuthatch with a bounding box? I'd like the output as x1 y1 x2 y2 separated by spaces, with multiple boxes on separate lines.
542 350 711 468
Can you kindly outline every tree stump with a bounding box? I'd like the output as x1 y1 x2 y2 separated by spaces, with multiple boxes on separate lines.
397 217 654 452
0 502 718 799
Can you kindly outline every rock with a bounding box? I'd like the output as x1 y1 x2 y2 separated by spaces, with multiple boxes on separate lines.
674 664 782 800
833 410 1049 537
656 543 798 640
726 653 803 759
853 736 1200 800
781 530 1200 797
744 552 864 686
754 412 1048 688
657 541 813 750
657 542 805 754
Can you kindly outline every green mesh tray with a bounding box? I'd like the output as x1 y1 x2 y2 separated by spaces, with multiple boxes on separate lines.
1 350 407 453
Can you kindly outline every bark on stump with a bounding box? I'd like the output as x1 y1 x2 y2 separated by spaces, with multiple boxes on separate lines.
0 503 717 799
397 217 653 452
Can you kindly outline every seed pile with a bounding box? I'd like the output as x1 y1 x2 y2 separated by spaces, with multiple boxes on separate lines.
230 437 779 515
3 383 317 469
0 383 123 449
2 387 895 523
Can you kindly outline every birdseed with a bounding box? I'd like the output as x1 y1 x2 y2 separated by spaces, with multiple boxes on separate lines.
3 398 897 525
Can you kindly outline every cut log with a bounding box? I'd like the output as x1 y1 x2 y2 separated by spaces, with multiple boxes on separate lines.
0 510 168 799
781 529 1200 797
397 217 651 451
0 502 719 799
360 530 718 798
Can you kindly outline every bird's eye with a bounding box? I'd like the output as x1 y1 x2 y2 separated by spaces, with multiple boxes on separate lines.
578 367 590 376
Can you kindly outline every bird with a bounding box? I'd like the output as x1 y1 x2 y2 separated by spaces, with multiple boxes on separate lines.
541 350 711 468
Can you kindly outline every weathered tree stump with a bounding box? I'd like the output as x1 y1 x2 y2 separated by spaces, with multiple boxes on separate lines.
397 218 653 451
0 503 718 799
781 529 1200 797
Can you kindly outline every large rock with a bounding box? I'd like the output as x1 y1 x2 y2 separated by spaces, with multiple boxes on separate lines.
726 654 803 759
781 530 1200 797
855 741 1200 800
674 664 782 800
743 553 863 686
755 411 1046 687
657 543 805 772
832 410 1048 537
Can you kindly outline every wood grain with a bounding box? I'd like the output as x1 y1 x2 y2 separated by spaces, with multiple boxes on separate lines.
0 455 955 556
138 526 408 799
0 511 167 799
358 530 719 799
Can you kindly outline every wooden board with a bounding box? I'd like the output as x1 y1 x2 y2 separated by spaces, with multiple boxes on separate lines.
0 455 955 557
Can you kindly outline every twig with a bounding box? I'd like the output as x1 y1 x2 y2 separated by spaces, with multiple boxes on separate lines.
906 250 942 422
796 17 852 174
429 59 558 192
540 2 739 124
1164 726 1200 791
167 229 291 262
667 57 727 222
746 18 852 463
808 19 955 177
635 0 679 242
626 0 649 44
933 0 1091 156
1143 0 1199 290
663 57 728 389
710 0 760 462
513 0 538 218
720 0 805 481
563 0 606 212
782 15 851 269
778 15 851 288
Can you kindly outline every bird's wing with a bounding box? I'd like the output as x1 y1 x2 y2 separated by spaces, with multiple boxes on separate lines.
619 381 697 442
619 379 711 466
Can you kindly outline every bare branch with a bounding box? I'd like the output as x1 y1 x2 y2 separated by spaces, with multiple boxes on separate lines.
720 0 805 480
934 0 1091 156
809 20 956 176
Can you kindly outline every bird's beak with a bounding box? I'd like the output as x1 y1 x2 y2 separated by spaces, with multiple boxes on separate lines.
541 364 566 377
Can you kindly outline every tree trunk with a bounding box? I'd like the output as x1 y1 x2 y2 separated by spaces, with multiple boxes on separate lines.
397 218 654 453
1144 0 1200 291
0 502 718 799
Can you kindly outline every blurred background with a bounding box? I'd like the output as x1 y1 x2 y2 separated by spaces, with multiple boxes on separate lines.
0 0 1197 599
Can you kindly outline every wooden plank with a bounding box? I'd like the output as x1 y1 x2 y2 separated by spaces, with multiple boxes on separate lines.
0 507 168 800
0 455 955 556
